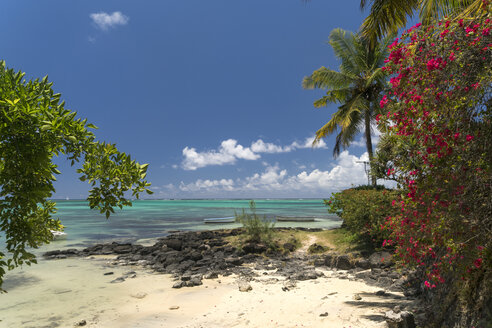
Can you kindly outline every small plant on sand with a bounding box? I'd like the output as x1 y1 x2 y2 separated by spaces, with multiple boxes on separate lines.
235 200 275 244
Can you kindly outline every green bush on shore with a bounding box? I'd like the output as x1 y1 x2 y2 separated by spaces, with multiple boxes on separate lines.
325 186 398 249
235 200 275 244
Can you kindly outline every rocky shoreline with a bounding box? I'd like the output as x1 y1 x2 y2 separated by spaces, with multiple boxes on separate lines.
44 228 424 326
44 228 422 292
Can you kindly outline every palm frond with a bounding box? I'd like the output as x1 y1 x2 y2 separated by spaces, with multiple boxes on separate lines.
312 88 353 108
419 0 456 24
454 0 488 20
332 110 364 157
313 94 367 143
364 67 386 89
371 32 395 69
302 67 355 90
329 29 363 76
360 0 419 46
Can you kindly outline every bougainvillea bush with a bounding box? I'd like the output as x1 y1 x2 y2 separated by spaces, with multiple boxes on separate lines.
378 5 491 294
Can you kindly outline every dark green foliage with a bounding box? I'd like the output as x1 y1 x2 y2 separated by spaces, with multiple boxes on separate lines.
0 61 152 291
325 188 398 248
351 184 390 191
235 200 274 244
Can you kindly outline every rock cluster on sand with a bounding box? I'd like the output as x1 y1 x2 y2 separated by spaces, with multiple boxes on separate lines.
43 229 421 296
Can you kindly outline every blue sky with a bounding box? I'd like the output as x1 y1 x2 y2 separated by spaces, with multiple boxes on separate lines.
1 0 383 198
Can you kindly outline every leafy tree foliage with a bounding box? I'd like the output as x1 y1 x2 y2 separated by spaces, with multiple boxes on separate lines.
0 61 152 290
303 28 393 184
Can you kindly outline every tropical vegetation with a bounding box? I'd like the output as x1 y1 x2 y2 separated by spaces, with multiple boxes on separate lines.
326 187 398 248
0 61 152 290
235 200 275 244
376 11 491 325
302 28 393 185
360 0 489 44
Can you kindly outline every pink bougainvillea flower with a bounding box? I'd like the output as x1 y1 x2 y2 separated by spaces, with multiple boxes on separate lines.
474 258 483 268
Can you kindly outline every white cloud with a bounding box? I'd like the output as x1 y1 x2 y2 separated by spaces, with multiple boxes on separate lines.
179 178 235 192
181 136 328 170
251 140 290 153
290 136 327 149
182 139 259 170
177 151 376 196
90 11 129 31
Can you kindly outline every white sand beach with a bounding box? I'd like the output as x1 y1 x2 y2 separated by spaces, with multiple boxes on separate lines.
1 256 413 328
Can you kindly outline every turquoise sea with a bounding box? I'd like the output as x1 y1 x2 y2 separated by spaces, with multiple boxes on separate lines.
51 199 341 249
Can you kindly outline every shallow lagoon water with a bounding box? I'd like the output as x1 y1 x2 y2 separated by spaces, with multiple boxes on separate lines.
40 199 341 249
0 199 341 327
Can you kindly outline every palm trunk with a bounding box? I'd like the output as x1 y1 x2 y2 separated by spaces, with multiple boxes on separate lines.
364 110 377 186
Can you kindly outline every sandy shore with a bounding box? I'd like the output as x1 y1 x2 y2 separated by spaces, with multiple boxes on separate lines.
1 257 413 328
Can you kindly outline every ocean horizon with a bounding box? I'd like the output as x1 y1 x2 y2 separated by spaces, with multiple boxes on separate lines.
32 199 341 253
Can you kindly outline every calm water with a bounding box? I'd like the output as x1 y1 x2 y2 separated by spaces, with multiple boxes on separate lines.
47 199 340 249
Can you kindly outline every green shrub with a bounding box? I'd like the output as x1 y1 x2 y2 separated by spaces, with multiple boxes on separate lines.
235 200 275 244
351 184 390 191
325 188 398 248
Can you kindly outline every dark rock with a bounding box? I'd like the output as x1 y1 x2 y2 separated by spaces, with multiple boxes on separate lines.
282 242 296 252
242 243 267 254
113 244 133 254
313 258 325 267
355 271 370 280
188 276 203 286
389 272 401 279
369 251 393 268
378 277 394 287
110 277 125 283
203 272 218 279
189 251 203 262
371 268 382 275
172 281 184 288
376 290 387 296
403 288 420 297
177 260 195 272
385 310 416 328
225 257 244 266
165 263 179 272
391 276 408 289
181 275 191 281
74 319 87 326
103 272 114 276
324 253 334 267
355 258 371 269
165 239 183 251
319 312 329 317
291 270 318 281
335 255 354 270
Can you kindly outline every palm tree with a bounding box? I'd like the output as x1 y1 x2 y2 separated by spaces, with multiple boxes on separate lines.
303 28 393 185
360 0 487 45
